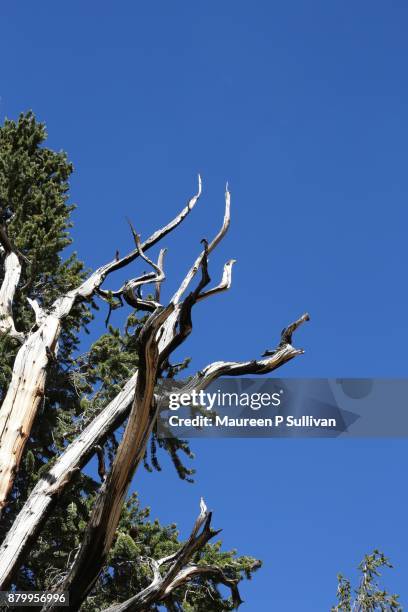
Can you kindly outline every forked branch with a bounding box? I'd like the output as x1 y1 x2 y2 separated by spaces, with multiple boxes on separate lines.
0 306 309 592
171 183 230 304
96 232 167 316
102 500 245 612
0 178 201 514
70 175 202 304
0 181 309 612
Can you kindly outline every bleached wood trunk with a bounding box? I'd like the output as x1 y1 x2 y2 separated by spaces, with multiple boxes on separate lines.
0 373 137 588
0 184 201 516
0 180 309 611
0 327 307 590
56 305 174 610
0 316 60 513
0 251 24 342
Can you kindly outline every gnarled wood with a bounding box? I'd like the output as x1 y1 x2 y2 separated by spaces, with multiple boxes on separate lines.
40 193 308 610
0 308 309 590
0 180 309 612
53 303 175 610
102 499 247 612
0 181 201 514
0 373 137 588
0 249 24 342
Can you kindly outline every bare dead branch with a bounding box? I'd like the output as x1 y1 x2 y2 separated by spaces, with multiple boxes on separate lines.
155 248 167 302
159 564 242 609
102 499 243 612
0 179 200 514
42 242 213 609
0 374 138 589
0 302 308 594
71 175 202 303
96 243 166 313
0 179 309 612
0 224 26 342
158 239 211 368
49 304 176 610
171 184 230 304
0 306 308 589
196 258 236 302
27 297 47 327
0 250 24 342
263 312 311 355
182 312 310 389
158 498 220 588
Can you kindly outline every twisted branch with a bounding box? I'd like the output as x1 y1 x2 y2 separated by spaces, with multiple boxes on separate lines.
0 181 309 612
102 500 244 612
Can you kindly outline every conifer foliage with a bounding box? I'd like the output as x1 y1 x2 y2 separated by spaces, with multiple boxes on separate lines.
0 113 399 611
0 113 264 610
332 550 401 611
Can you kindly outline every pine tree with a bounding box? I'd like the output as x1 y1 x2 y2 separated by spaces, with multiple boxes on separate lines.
332 550 401 611
0 110 95 545
0 112 401 612
0 112 264 610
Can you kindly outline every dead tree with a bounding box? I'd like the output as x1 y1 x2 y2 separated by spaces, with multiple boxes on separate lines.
0 178 309 609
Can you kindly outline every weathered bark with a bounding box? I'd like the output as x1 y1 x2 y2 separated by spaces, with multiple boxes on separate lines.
0 181 201 514
0 180 309 611
102 499 247 612
0 312 61 514
0 373 137 588
57 306 174 610
47 230 206 610
0 248 24 342
40 190 308 611
0 308 308 591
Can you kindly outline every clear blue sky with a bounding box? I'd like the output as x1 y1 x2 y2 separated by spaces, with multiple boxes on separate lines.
1 2 408 609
